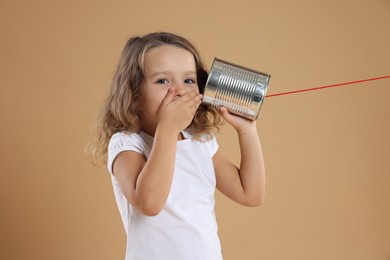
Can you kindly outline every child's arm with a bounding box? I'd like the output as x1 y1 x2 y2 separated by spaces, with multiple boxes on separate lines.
213 107 266 207
112 88 202 216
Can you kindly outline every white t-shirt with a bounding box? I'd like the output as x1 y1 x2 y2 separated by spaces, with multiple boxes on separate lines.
107 131 223 260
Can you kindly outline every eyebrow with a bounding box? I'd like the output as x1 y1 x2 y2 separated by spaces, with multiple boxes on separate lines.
148 71 197 78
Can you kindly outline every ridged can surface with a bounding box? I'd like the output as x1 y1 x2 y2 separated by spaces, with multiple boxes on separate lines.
202 58 271 120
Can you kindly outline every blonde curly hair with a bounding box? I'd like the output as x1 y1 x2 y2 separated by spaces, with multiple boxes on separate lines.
88 32 222 166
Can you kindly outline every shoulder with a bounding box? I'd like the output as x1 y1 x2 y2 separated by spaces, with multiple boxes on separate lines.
107 131 152 174
204 133 219 156
108 132 144 150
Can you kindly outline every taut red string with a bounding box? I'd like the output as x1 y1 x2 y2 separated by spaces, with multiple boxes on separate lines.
265 75 390 98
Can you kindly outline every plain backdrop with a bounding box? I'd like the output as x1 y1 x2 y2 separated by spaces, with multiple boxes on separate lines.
1 0 389 259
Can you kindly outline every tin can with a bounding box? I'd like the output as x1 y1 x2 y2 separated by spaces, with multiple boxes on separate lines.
202 58 271 120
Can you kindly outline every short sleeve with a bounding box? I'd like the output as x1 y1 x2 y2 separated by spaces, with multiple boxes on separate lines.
107 132 147 175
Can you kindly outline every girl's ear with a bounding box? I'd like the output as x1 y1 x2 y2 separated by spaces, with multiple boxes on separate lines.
197 68 208 94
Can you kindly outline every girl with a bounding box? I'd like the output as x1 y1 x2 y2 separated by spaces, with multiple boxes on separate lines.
91 32 265 260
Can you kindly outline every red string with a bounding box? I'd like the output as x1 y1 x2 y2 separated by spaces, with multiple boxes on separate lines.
265 75 390 98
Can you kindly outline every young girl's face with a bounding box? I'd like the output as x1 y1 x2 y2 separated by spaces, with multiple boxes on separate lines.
138 44 199 135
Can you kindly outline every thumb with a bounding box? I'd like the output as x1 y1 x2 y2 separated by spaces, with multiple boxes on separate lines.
219 106 231 119
219 106 238 125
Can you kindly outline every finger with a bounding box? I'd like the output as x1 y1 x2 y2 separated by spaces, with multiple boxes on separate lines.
161 88 176 107
219 106 237 124
178 89 199 103
187 93 203 109
219 106 230 118
185 92 201 104
219 106 254 128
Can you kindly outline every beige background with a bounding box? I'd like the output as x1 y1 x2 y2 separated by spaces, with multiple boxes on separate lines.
1 0 389 259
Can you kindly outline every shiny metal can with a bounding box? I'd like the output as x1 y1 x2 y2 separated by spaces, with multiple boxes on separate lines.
202 58 271 120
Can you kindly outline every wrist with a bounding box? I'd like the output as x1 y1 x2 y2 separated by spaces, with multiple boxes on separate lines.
155 122 180 140
237 124 258 139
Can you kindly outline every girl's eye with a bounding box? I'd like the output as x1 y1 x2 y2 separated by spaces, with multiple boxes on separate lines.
184 79 196 84
156 79 169 84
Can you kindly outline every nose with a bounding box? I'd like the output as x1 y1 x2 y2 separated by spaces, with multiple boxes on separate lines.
172 82 186 97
